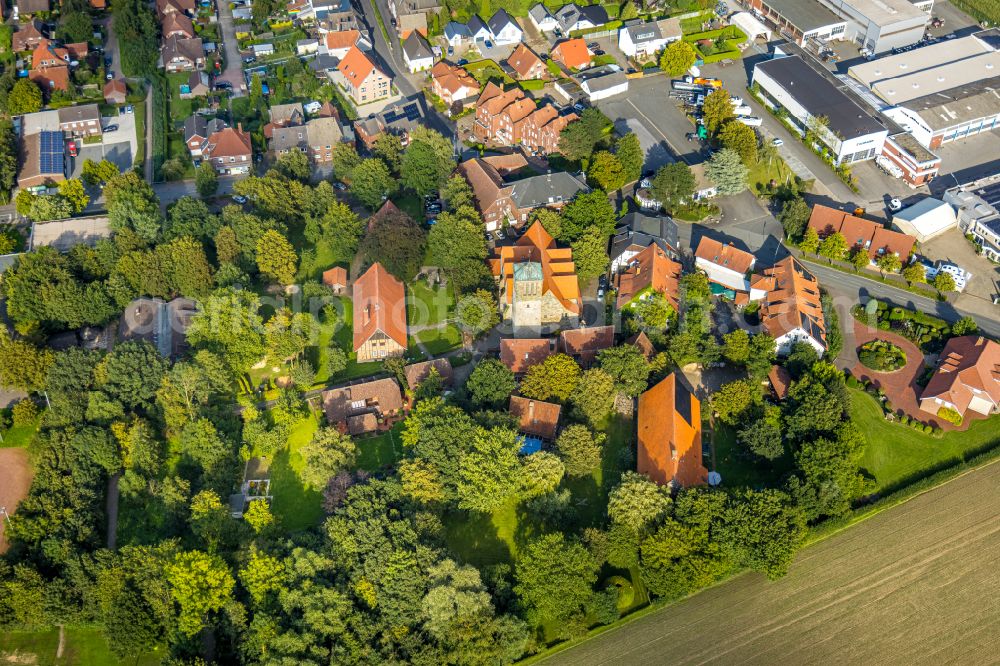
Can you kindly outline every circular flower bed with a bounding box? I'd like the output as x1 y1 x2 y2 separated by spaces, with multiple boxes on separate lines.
858 339 907 372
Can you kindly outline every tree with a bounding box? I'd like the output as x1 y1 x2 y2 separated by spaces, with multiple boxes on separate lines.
587 151 626 191
616 132 644 183
256 229 298 284
746 333 777 381
466 358 516 408
350 157 396 209
570 226 611 282
243 499 275 534
631 291 675 331
848 246 869 271
720 489 805 579
314 200 364 260
650 162 696 211
799 226 820 254
7 80 42 115
359 203 427 281
559 107 612 162
659 40 697 76
425 205 489 291
299 427 357 488
332 142 362 181
239 546 285 606
455 289 500 338
97 340 168 410
105 170 163 242
401 127 455 195
515 533 599 624
875 252 901 275
26 192 73 221
607 471 671 533
112 0 158 77
457 427 523 512
818 232 848 261
165 550 235 636
778 197 811 242
519 353 581 402
519 451 565 499
195 161 218 198
326 346 348 376
719 120 758 165
55 179 88 214
422 559 493 638
597 345 650 397
82 159 121 187
702 88 736 135
558 189 617 241
441 174 474 210
555 424 605 477
711 379 760 425
275 148 311 182
952 315 978 336
186 288 266 372
722 329 750 364
58 7 95 43
738 418 784 460
570 368 616 426
790 423 868 521
165 196 220 241
704 147 747 196
901 262 926 284
933 270 956 292
373 132 404 172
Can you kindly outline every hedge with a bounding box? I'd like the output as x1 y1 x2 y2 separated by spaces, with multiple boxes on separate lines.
570 19 623 38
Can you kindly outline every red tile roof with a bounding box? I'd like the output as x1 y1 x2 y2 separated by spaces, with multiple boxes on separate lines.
352 262 408 352
492 221 581 315
759 256 826 348
325 29 360 51
638 373 707 488
338 46 383 89
510 395 561 440
506 43 544 79
694 236 755 275
500 338 553 373
807 204 915 261
768 364 792 400
404 358 454 389
551 38 590 70
615 243 682 309
626 331 655 360
322 266 348 287
559 325 614 367
205 124 252 160
322 377 404 431
920 336 1000 416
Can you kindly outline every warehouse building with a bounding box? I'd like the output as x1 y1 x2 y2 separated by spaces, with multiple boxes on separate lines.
744 0 846 46
848 30 1000 150
753 53 887 164
818 0 928 53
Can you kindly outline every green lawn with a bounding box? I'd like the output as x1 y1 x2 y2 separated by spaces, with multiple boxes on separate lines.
391 192 423 220
712 421 794 489
1 417 39 448
268 412 324 532
167 72 194 123
410 325 463 355
748 152 795 193
0 626 162 665
354 422 405 472
407 281 455 326
310 296 384 386
851 389 1000 493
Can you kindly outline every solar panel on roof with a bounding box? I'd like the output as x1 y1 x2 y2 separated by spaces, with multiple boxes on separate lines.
38 131 65 176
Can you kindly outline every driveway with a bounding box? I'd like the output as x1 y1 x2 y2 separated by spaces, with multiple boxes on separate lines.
919 227 1000 303
99 17 122 80
216 0 247 95
68 110 137 178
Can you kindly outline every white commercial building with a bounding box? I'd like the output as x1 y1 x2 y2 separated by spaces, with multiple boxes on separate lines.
892 197 956 242
818 0 929 53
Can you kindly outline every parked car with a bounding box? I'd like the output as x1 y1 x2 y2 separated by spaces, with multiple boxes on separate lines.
494 229 505 241
457 59 469 66
105 71 113 80
447 46 454 56
587 42 600 50
243 56 256 64
771 137 783 146
124 105 134 114
333 182 347 191
66 140 77 157
888 197 902 212
592 49 605 56
215 81 232 90
232 194 248 204
103 124 118 133
484 40 493 48
573 102 585 112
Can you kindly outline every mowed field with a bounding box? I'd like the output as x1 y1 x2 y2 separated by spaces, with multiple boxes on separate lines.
544 460 1000 665
0 448 32 553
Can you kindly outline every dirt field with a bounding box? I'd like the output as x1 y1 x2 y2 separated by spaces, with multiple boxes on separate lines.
544 460 1000 665
0 448 33 554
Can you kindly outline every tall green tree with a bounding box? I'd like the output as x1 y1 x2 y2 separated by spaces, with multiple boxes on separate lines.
702 88 736 134
196 161 218 198
559 107 612 162
425 205 489 291
519 353 581 402
650 162 696 211
704 148 747 196
514 533 599 625
299 427 357 488
466 358 516 408
165 550 235 637
719 120 758 165
616 132 644 183
350 157 396 209
359 203 427 281
659 40 697 75
256 229 298 284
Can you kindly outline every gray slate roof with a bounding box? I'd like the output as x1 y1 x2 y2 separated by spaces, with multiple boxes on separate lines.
402 32 433 61
184 115 226 143
509 171 589 209
445 21 472 39
611 212 680 261
555 3 608 32
487 8 518 35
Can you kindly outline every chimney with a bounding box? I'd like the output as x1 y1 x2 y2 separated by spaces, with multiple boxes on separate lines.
528 400 535 423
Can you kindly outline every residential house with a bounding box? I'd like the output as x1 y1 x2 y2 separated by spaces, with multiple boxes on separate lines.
179 71 211 98
29 66 69 93
506 43 546 80
638 373 708 488
468 15 492 43
119 297 196 359
162 12 195 39
397 13 428 40
430 61 479 108
353 97 425 151
353 262 407 362
551 38 590 70
694 237 756 294
322 29 363 58
404 358 454 391
528 4 558 32
184 116 227 158
322 378 404 435
297 39 319 55
402 32 434 73
264 102 305 139
252 43 275 57
29 39 70 92
555 3 607 34
807 204 915 265
444 22 473 47
919 336 1000 419
609 211 680 273
617 17 682 58
615 243 683 311
310 0 359 30
389 0 441 23
335 46 392 105
500 337 554 373
305 116 344 164
270 125 308 157
16 0 50 16
58 104 101 138
103 78 128 105
459 155 588 230
473 81 577 154
510 395 561 440
768 365 791 400
12 20 46 52
156 0 194 17
17 130 65 191
490 221 581 335
161 35 205 72
203 124 253 174
627 331 655 360
756 256 827 356
322 266 348 294
559 325 615 367
487 9 522 45
64 42 89 62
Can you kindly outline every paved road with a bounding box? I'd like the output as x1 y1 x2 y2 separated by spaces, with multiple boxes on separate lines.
99 17 122 80
544 459 1000 666
216 0 247 95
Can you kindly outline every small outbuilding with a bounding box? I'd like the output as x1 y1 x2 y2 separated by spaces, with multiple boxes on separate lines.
322 265 348 294
892 197 957 242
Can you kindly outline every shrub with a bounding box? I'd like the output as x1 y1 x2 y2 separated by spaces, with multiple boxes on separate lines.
900 415 909 426
884 401 893 412
11 398 37 426
936 406 963 425
846 375 859 388
923 424 933 434
605 575 634 610
858 339 907 372
878 321 890 330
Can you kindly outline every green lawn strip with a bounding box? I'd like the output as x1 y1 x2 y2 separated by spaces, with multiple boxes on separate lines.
0 626 162 665
850 388 1000 493
354 422 405 472
167 72 194 123
747 153 794 193
133 99 146 169
268 412 324 532
407 281 454 326
411 324 463 355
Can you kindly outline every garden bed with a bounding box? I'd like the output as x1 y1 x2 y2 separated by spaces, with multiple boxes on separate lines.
858 339 906 372
850 302 951 353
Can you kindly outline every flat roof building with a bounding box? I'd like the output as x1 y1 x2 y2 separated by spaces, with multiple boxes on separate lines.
817 0 928 53
753 53 887 164
746 0 846 46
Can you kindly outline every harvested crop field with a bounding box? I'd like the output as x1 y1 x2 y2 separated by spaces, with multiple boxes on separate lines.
0 448 32 553
544 460 1000 665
